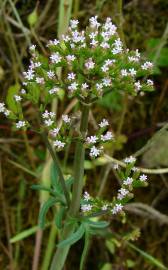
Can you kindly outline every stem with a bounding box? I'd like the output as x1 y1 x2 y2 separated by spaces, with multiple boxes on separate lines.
42 132 70 206
50 104 90 270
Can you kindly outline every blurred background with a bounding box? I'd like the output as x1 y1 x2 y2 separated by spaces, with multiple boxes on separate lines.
0 0 168 269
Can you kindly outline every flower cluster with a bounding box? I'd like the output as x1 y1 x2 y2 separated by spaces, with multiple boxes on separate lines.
81 156 148 215
85 118 114 158
21 16 154 105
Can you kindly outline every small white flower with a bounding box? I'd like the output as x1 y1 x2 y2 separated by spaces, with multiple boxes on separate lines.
36 77 45 84
4 110 10 116
16 120 26 129
90 146 101 157
34 62 41 68
68 82 78 92
29 44 36 51
135 81 142 91
85 58 95 70
62 114 70 123
50 128 60 136
20 89 26 94
81 204 92 212
139 174 147 182
117 188 129 200
47 39 60 46
49 87 59 95
96 83 103 92
23 69 34 80
123 177 133 185
113 164 119 170
66 54 76 62
129 68 136 76
147 79 154 86
101 65 109 72
89 32 98 39
50 52 62 64
86 135 98 144
121 69 128 77
90 39 98 47
102 204 108 211
83 191 90 201
89 16 100 29
101 131 114 141
99 119 109 128
81 83 89 90
70 19 79 29
132 167 139 172
112 203 123 214
42 110 49 118
14 95 22 102
53 140 65 149
100 42 110 49
102 78 111 87
142 61 153 70
49 112 56 118
47 70 55 79
0 102 5 113
44 119 54 126
67 72 76 81
124 156 136 164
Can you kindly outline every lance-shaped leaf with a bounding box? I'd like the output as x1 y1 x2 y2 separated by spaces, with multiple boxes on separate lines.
39 197 57 229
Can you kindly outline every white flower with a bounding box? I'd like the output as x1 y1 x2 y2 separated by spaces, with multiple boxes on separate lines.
85 58 95 70
121 69 128 77
83 191 90 201
147 79 154 86
101 65 109 72
99 119 109 128
42 110 49 118
47 39 59 46
50 128 60 136
21 89 26 94
90 39 98 47
0 102 5 113
49 112 56 118
90 146 101 157
96 83 103 92
142 61 153 70
86 135 98 144
34 62 41 68
16 120 26 129
128 56 139 62
129 68 136 76
102 204 108 211
100 42 110 49
67 72 76 81
29 45 36 51
81 83 89 90
135 81 142 91
50 52 62 64
114 38 122 47
81 204 92 212
23 69 34 80
123 177 133 185
44 119 54 126
101 131 114 141
66 54 76 62
113 164 119 170
62 114 70 123
70 19 79 29
14 95 22 102
102 78 111 87
36 77 45 84
117 188 129 200
47 70 55 79
53 140 65 149
132 167 139 172
135 49 140 58
49 87 59 94
89 16 100 29
124 156 136 163
139 174 147 182
112 203 123 214
4 110 10 116
68 82 78 92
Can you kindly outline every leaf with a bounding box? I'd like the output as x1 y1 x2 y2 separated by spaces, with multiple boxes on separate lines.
6 84 21 114
31 184 53 193
55 207 65 229
57 224 85 248
39 197 57 229
86 220 109 229
127 242 168 270
106 239 115 254
10 223 51 243
98 91 122 111
100 263 112 270
50 162 62 192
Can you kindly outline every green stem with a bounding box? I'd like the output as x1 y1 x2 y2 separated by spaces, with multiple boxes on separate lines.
42 132 70 206
50 104 90 270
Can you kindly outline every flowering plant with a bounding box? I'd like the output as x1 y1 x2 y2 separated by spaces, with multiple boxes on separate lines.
0 16 154 270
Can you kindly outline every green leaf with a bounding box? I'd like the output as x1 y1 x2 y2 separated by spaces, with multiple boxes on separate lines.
6 84 21 114
50 162 62 192
127 242 168 270
106 239 115 254
31 184 53 193
86 220 109 229
39 197 57 229
57 224 85 248
55 207 65 229
100 263 112 270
